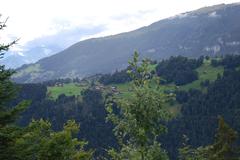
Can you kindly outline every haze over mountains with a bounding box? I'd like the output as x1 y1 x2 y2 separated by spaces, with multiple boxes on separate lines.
13 3 240 83
1 26 105 68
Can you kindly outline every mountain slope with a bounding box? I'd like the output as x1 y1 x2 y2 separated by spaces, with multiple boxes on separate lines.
13 3 240 83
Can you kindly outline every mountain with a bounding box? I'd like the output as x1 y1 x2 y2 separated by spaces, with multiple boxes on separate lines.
1 45 61 68
13 3 240 83
0 26 105 68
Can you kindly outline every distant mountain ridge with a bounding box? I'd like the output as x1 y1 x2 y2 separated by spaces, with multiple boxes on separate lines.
13 3 240 83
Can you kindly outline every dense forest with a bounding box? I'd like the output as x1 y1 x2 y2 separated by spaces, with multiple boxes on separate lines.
12 84 116 157
156 56 204 85
163 67 240 159
99 68 132 85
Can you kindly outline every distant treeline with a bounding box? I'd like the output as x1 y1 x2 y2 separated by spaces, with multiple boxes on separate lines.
156 56 204 85
99 68 132 85
99 56 204 85
211 54 240 69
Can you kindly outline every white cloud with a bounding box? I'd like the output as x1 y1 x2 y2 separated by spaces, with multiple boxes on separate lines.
0 0 239 47
43 48 52 56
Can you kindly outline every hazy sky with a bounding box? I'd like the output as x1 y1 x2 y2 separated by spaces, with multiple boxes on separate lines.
0 0 239 50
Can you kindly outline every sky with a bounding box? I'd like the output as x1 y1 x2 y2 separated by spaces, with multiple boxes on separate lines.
0 0 239 56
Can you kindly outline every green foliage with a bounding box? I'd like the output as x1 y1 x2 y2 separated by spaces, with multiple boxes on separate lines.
179 117 240 160
181 60 224 90
211 54 240 69
108 141 169 160
178 135 209 160
99 68 132 85
0 50 30 128
0 16 30 159
207 116 239 160
0 17 92 160
106 51 170 160
156 56 203 85
14 119 93 160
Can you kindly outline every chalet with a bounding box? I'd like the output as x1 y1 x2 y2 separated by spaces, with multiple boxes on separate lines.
55 82 64 87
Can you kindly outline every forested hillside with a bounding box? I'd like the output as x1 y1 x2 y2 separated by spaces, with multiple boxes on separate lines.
7 54 240 159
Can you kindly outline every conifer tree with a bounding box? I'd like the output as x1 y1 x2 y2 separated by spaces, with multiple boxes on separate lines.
179 116 240 160
207 116 239 160
0 15 30 159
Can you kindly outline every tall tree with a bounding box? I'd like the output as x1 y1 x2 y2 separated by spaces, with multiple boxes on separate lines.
0 16 30 159
179 116 240 160
207 116 239 160
106 52 170 160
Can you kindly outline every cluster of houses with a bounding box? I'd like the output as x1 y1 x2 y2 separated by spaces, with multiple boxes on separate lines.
55 82 64 87
94 84 120 94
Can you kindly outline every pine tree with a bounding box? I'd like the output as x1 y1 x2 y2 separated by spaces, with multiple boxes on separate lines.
179 116 240 160
0 16 30 159
207 116 239 160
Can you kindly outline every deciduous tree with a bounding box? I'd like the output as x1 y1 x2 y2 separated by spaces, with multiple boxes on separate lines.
106 52 170 160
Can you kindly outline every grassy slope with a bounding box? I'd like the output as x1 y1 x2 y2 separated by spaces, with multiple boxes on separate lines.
46 60 224 103
106 60 224 116
181 60 224 90
113 60 224 95
47 83 86 99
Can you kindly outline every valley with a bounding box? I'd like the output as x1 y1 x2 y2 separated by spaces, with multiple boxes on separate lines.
1 2 240 160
